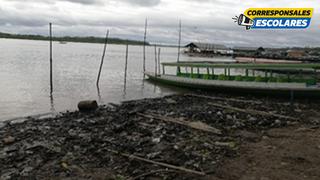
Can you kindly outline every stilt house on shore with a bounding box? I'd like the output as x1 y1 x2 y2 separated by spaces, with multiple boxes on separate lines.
185 42 232 55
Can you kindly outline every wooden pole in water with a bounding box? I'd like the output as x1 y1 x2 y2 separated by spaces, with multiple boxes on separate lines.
96 29 109 87
154 45 157 76
143 18 148 74
158 48 161 75
49 23 53 94
124 43 129 82
177 20 182 73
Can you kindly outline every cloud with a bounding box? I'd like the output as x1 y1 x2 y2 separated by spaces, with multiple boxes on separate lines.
65 0 102 4
0 0 319 47
2 0 161 6
3 0 104 5
121 0 161 7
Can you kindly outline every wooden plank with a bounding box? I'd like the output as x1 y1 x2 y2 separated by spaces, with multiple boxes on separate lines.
106 148 206 176
208 102 298 120
137 113 222 135
185 94 263 104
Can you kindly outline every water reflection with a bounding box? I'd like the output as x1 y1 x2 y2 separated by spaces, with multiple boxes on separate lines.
96 85 102 103
49 93 55 112
0 38 232 121
123 74 127 99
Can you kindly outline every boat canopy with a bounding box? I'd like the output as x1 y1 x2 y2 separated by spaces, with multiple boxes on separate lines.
161 62 320 70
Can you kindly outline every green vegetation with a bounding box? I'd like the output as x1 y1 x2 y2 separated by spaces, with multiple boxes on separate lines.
0 32 149 46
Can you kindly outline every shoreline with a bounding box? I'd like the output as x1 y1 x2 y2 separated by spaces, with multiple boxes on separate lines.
1 93 320 179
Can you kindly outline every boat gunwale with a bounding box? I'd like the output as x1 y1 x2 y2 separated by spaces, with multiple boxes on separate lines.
144 72 320 93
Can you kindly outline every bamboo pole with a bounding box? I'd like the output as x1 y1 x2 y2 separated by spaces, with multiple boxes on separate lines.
158 48 161 75
49 23 53 94
177 20 182 73
208 102 297 120
186 94 263 104
138 113 222 135
124 43 129 83
106 148 206 176
96 29 109 87
143 18 147 74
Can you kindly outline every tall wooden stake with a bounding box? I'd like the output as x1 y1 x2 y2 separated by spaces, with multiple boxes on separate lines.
143 18 148 74
49 23 53 94
158 48 161 75
177 20 182 73
124 43 129 83
96 29 109 87
154 45 157 76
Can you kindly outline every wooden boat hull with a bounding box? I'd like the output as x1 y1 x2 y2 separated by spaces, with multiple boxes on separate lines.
145 72 320 97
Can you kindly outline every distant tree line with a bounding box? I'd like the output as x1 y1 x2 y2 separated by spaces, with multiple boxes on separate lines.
0 32 149 46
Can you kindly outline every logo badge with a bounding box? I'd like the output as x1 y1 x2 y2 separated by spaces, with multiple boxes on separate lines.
233 8 313 30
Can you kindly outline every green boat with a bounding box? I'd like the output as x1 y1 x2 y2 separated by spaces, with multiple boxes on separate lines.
145 62 320 97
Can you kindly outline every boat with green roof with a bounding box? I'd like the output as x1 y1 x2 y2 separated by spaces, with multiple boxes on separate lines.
145 62 320 97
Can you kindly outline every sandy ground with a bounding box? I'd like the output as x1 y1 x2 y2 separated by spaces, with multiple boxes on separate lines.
214 125 320 180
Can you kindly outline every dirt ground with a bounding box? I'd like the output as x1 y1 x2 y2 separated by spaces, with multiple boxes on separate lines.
214 125 320 180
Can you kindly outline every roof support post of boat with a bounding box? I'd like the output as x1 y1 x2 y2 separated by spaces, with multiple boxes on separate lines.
207 68 210 75
185 67 188 74
197 68 200 77
227 68 230 77
224 68 227 76
158 48 161 75
212 68 214 76
154 45 157 76
265 71 268 78
252 70 255 76
270 70 273 78
299 69 302 77
191 67 194 78
245 69 249 77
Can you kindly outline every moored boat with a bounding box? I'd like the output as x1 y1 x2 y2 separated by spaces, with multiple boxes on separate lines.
145 62 320 97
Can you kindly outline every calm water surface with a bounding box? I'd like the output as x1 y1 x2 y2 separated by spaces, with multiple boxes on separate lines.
0 38 233 121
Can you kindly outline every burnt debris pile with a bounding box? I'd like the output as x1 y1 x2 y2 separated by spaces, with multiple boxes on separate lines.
0 94 319 179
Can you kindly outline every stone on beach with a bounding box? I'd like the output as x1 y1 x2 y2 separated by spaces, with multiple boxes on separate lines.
77 100 98 112
2 136 15 145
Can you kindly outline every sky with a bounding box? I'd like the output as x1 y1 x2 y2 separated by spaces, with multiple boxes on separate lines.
0 0 319 47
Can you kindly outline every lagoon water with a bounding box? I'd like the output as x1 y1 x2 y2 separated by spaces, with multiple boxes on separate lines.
0 38 233 121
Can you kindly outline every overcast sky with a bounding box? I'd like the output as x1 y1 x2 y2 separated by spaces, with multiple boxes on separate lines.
0 0 319 47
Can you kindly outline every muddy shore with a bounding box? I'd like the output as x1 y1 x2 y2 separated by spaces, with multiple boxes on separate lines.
1 93 320 180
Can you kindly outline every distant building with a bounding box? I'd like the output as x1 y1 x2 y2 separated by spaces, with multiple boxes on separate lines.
233 46 264 57
185 42 230 55
287 49 306 58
